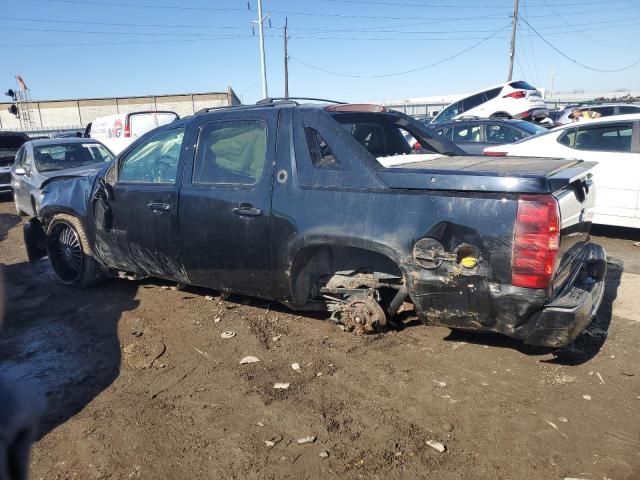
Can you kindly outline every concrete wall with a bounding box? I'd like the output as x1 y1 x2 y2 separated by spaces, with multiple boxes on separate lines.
0 87 241 132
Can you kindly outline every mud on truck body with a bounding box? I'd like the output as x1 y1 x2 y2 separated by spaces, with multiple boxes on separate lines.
24 99 606 347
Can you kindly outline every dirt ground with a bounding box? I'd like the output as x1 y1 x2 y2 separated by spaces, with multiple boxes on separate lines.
0 197 639 480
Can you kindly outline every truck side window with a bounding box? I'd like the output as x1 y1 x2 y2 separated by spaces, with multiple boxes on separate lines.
305 128 339 168
119 127 184 184
194 119 267 185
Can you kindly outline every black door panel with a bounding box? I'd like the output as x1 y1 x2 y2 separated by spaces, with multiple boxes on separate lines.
178 111 278 297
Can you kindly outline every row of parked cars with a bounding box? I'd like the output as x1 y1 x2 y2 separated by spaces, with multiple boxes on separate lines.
408 83 640 230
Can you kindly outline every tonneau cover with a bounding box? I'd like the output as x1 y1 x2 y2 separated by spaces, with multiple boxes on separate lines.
377 155 596 194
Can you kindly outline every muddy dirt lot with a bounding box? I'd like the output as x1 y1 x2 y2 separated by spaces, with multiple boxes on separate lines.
0 198 639 480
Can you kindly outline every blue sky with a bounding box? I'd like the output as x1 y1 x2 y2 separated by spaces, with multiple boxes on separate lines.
1 0 639 103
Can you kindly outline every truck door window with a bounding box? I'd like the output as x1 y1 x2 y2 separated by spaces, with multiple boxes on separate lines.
194 119 267 185
305 128 339 168
119 127 184 184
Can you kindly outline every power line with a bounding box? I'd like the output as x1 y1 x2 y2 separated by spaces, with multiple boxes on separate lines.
0 36 255 48
0 26 223 36
520 17 640 72
289 25 510 78
39 0 246 11
26 0 640 22
0 15 245 30
320 0 633 8
540 0 633 48
3 13 639 35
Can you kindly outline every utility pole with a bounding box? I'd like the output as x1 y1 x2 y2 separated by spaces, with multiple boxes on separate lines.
284 17 289 98
255 0 269 99
507 0 520 81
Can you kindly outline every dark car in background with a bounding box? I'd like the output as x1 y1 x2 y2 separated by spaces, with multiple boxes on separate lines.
428 118 548 155
12 138 114 216
0 131 30 192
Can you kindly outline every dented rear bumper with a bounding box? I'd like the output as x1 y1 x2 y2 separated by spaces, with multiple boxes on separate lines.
520 242 606 347
409 242 606 348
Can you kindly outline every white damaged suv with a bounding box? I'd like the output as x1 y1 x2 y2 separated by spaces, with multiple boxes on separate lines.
431 81 548 124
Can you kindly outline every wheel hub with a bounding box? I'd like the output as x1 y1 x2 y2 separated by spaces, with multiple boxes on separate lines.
339 295 387 335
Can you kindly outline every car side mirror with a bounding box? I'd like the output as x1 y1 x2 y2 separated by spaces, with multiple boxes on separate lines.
14 167 26 176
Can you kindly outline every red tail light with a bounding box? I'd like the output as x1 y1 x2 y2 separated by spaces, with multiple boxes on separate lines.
124 123 131 137
483 151 507 156
503 90 526 99
512 195 560 289
412 142 422 150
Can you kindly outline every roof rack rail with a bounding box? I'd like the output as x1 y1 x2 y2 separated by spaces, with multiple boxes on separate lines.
194 104 243 115
256 97 346 105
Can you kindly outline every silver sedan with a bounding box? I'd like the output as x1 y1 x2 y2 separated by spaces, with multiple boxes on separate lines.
12 138 114 217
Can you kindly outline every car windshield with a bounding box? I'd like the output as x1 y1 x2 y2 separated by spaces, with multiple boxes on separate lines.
513 121 548 135
34 142 114 172
0 135 28 161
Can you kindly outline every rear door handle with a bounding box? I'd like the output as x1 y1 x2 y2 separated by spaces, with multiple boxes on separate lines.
147 202 171 212
233 205 262 217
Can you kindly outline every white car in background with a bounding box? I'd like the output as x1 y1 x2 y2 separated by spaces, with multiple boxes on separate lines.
431 81 548 124
86 110 179 155
483 114 640 229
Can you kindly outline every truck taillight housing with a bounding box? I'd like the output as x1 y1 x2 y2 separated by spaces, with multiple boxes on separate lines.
512 195 560 289
503 90 526 99
124 124 131 137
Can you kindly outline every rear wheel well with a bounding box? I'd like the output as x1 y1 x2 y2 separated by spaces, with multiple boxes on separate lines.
290 245 403 306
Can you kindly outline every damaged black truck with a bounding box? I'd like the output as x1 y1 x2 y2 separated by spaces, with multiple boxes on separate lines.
24 100 606 347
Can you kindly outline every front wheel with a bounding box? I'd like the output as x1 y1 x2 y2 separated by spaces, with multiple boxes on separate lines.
46 214 101 287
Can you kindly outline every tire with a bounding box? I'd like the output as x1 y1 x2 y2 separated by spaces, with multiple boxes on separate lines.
46 214 101 287
490 112 511 119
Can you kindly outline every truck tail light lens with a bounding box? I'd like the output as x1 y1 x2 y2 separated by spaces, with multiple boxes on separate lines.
512 195 560 289
124 124 131 137
503 90 526 99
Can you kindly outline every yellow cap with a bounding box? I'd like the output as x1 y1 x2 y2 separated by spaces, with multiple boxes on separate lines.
460 256 478 269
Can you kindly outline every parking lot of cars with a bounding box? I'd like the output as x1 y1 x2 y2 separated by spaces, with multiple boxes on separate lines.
1 81 640 480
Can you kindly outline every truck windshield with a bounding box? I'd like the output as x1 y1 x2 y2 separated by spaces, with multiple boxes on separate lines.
34 143 114 172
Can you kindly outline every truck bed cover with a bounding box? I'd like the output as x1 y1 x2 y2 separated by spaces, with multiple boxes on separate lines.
377 155 595 194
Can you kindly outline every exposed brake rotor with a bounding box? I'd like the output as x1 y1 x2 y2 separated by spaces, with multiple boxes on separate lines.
338 294 387 335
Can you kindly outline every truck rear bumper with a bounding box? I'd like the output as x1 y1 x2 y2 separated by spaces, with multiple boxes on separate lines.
521 243 607 347
408 242 607 349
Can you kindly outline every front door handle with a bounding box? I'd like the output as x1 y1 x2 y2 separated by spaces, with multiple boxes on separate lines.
148 202 171 212
232 205 262 217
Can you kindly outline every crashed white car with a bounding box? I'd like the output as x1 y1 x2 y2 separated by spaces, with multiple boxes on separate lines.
431 81 548 124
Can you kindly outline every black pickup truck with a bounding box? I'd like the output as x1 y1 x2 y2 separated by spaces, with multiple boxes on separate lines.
24 100 606 347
